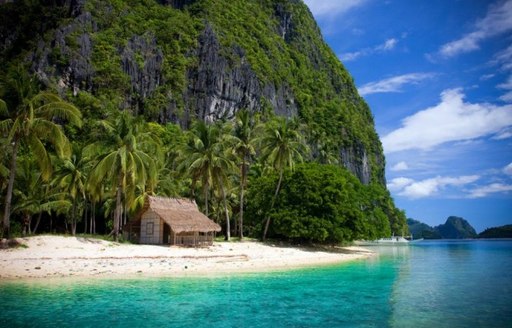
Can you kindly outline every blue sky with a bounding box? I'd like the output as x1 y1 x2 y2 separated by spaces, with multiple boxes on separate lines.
303 0 512 232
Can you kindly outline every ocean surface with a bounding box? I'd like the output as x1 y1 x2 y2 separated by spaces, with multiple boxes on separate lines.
1 240 511 327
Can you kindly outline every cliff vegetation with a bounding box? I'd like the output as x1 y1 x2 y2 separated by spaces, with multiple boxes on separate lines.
0 0 407 243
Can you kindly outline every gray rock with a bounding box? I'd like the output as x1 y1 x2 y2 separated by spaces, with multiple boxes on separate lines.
120 34 164 115
184 24 297 125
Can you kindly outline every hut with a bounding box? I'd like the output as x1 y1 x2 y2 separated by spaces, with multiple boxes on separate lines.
124 196 221 246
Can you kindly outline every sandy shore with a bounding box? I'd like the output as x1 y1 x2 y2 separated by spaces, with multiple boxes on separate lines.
0 236 374 280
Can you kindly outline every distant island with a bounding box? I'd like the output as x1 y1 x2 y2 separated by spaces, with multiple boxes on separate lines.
408 216 512 239
408 216 477 239
478 225 512 238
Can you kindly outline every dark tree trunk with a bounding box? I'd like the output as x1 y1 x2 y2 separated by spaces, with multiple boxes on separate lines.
84 200 88 234
113 175 123 242
220 179 230 241
262 169 283 241
204 181 209 217
71 200 77 236
239 157 248 240
33 212 43 234
2 140 19 239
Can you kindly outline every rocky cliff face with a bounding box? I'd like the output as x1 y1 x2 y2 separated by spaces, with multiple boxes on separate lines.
0 0 386 186
29 10 96 96
185 23 297 124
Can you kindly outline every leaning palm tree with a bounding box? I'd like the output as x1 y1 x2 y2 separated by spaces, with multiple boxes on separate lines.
232 109 257 239
178 121 236 239
0 69 82 238
87 111 159 241
255 116 309 240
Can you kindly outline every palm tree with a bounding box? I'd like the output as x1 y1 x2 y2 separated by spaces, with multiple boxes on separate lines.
87 111 159 241
13 157 71 235
255 116 308 240
178 121 216 216
0 69 82 238
232 109 257 239
178 121 236 240
211 130 237 241
52 144 90 235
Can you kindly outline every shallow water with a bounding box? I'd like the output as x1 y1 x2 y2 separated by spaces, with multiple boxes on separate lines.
1 240 511 327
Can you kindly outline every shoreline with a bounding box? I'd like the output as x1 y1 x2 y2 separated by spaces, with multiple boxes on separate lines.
0 235 374 281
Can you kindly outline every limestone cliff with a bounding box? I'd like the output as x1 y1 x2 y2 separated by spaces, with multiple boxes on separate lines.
0 0 386 185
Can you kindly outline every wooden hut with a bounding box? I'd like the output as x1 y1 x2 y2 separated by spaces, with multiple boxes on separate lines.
124 196 221 246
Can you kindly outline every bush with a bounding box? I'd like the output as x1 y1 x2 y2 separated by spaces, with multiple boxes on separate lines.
246 163 393 243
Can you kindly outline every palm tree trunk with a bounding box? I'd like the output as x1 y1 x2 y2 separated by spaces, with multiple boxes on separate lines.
239 159 247 240
262 169 283 241
84 200 88 234
113 175 123 242
71 200 77 236
91 201 96 234
28 215 32 235
2 140 19 239
204 182 209 217
220 180 230 241
22 213 30 236
33 212 42 234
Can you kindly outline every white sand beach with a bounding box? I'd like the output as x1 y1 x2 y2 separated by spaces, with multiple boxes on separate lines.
0 235 374 280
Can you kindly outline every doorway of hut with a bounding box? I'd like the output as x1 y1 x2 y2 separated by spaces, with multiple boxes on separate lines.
163 223 170 244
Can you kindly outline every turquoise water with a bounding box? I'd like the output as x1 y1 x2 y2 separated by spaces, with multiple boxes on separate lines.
1 240 511 327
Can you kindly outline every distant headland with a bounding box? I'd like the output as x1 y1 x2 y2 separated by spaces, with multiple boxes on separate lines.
408 216 512 239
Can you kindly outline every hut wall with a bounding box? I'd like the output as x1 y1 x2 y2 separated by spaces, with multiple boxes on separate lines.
140 210 163 244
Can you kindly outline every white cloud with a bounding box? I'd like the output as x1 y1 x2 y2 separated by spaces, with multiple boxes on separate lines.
358 73 435 96
500 91 512 102
376 38 398 51
498 75 512 89
382 88 512 153
495 75 512 102
439 32 482 58
390 175 480 199
387 177 415 191
492 44 512 71
340 38 399 62
438 0 512 58
391 161 409 171
303 0 367 17
468 183 512 198
504 163 512 175
480 74 495 81
340 51 365 62
494 128 512 139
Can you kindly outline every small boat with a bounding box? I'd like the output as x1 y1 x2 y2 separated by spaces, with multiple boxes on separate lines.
355 235 423 246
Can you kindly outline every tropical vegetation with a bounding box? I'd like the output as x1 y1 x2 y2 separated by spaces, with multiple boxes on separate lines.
0 0 408 243
0 69 407 243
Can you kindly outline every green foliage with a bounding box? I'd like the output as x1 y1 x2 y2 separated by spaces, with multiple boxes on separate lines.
0 0 408 240
246 163 396 243
479 225 512 239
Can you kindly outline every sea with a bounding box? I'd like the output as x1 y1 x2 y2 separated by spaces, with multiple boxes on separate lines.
1 240 511 328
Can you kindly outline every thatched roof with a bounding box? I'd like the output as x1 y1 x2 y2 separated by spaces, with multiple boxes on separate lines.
141 196 221 234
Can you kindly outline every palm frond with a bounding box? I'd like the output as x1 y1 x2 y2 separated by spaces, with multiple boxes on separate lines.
0 99 7 117
27 134 52 180
37 101 82 127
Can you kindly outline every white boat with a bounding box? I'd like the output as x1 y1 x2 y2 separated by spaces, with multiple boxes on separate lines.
355 235 423 246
